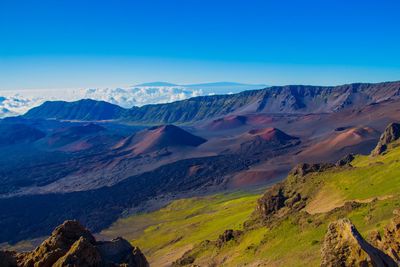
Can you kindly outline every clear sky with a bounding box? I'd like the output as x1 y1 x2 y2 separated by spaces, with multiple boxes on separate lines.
1 0 400 90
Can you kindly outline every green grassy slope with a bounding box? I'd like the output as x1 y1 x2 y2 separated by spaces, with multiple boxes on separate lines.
176 141 400 266
102 141 400 266
100 192 261 266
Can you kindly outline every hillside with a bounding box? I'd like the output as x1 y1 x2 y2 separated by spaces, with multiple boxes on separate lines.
97 122 400 266
114 125 206 155
23 81 400 124
100 192 260 266
24 99 125 121
0 123 45 146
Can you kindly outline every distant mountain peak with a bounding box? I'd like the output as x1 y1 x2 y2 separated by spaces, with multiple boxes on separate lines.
187 82 267 87
134 82 179 87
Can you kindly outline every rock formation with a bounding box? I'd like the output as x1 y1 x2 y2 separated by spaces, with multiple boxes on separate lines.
372 122 400 156
336 154 355 167
0 220 148 267
290 163 334 177
215 229 243 248
321 217 398 266
255 183 305 221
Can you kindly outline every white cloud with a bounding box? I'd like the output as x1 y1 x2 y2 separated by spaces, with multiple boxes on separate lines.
0 86 203 117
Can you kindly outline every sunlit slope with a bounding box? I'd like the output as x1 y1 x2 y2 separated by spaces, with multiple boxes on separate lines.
173 141 400 266
100 192 260 266
101 141 400 266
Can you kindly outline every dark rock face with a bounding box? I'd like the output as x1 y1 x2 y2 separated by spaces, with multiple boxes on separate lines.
336 154 355 167
321 217 398 267
256 183 305 221
216 230 243 248
372 122 400 156
0 220 149 267
256 184 288 219
290 163 334 177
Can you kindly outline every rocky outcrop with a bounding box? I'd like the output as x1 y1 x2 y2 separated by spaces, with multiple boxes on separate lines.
382 210 400 262
369 209 400 263
0 220 149 267
256 183 306 221
290 163 334 177
216 230 243 248
321 218 396 267
53 237 102 267
372 122 400 156
336 154 355 167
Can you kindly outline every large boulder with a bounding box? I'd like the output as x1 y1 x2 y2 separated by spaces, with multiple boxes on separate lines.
372 122 400 156
321 218 396 266
0 220 149 267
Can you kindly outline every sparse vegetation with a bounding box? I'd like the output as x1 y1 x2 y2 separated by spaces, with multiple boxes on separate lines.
101 140 400 266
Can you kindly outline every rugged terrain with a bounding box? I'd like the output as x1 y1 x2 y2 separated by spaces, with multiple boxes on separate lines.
165 123 400 266
24 82 400 124
0 220 148 267
89 122 400 266
1 81 400 252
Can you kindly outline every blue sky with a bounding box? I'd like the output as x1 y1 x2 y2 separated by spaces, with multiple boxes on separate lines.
1 0 400 90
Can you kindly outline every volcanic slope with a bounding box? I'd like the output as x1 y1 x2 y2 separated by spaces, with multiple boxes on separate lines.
23 81 400 124
114 124 207 155
100 122 400 266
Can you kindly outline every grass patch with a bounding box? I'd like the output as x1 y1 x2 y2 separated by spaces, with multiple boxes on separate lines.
100 191 260 266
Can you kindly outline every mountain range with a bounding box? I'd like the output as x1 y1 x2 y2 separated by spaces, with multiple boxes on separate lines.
1 81 400 266
24 81 400 123
0 82 265 117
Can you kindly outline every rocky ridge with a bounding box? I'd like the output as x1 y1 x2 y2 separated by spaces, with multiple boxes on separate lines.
372 122 400 156
0 220 148 267
321 210 400 266
24 81 400 124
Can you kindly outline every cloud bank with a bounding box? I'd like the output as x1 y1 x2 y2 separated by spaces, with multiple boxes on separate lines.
0 86 203 117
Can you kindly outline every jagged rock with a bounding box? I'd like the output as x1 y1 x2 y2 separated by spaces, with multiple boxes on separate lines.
256 182 305 221
0 220 149 267
379 209 400 262
372 122 400 156
336 154 355 167
53 237 102 267
17 220 96 267
216 230 243 248
256 184 288 219
321 218 397 267
290 163 334 177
